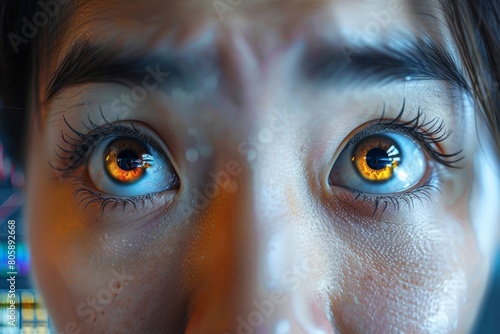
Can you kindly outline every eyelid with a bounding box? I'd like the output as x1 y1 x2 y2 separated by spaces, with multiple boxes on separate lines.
332 103 463 171
326 104 463 214
52 111 177 175
51 113 180 214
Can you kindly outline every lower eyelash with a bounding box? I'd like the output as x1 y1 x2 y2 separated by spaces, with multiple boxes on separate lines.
54 103 456 215
333 102 462 215
72 180 155 214
51 112 173 214
348 175 441 215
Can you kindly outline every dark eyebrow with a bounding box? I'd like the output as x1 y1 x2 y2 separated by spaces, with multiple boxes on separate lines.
47 35 469 102
46 39 208 102
305 36 469 91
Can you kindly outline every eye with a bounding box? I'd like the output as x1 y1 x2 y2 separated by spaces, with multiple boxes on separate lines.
87 126 179 197
329 131 429 195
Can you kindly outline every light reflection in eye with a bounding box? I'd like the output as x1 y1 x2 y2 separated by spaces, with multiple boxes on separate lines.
352 135 402 182
104 138 151 184
88 135 179 197
330 131 428 194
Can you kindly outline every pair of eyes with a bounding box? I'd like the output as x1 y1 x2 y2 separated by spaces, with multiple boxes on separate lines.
85 122 429 198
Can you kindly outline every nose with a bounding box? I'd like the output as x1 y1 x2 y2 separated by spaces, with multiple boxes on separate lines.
184 165 335 334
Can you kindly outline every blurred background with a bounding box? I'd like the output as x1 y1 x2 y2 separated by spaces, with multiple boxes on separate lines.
0 141 51 333
0 137 498 333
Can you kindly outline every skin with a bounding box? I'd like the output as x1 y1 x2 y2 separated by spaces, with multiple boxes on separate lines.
25 0 500 333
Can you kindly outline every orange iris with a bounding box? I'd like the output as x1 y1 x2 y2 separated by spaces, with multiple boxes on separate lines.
352 135 401 182
104 139 149 183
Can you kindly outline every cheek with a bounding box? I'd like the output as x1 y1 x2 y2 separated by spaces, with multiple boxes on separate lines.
26 185 193 332
323 201 487 333
25 130 192 332
26 136 87 330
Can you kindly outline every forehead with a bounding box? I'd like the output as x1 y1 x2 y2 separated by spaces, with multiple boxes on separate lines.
42 0 457 121
55 0 440 56
71 0 408 20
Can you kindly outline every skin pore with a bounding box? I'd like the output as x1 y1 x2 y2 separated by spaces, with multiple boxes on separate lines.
25 0 499 333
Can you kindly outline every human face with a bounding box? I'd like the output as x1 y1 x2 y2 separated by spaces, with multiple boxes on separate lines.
26 0 499 333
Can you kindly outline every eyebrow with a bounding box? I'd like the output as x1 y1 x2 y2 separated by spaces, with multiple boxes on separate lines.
46 35 469 102
45 39 208 102
305 36 469 91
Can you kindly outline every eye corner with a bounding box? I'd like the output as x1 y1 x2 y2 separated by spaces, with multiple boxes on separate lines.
327 118 443 214
52 117 181 214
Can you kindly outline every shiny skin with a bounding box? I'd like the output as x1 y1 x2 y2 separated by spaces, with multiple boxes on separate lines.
26 0 499 333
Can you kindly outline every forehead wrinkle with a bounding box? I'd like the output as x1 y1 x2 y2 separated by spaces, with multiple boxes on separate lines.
67 0 346 38
75 0 329 15
43 0 460 110
54 0 448 47
58 0 448 54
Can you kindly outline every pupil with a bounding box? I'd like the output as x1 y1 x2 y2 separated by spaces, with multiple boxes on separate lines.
116 150 140 171
366 148 392 170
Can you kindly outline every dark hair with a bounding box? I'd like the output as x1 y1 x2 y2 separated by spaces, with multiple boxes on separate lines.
0 0 35 166
445 0 500 158
1 0 499 167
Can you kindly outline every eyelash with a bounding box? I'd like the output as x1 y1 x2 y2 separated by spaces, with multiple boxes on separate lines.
52 103 462 214
348 176 442 215
72 182 155 213
51 109 169 213
53 109 153 171
335 101 463 214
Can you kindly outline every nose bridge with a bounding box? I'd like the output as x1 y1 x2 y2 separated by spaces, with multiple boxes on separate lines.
183 38 336 329
185 169 285 333
185 159 335 334
186 166 252 324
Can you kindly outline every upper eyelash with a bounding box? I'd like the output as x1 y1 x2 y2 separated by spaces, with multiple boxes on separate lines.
332 101 462 214
50 109 180 213
51 108 149 173
52 102 459 214
341 100 463 169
